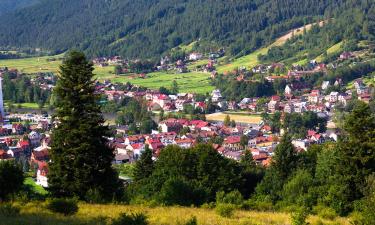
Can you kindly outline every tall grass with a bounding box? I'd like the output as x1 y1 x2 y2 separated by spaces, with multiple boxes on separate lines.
0 201 352 225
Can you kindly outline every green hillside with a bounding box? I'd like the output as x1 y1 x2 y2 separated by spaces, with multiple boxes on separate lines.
0 0 367 59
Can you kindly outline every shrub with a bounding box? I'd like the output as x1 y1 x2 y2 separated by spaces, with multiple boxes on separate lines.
111 212 148 225
184 216 197 225
215 203 235 218
201 202 215 209
242 198 273 211
0 203 20 217
46 198 79 216
291 207 309 225
0 160 24 200
216 190 243 206
313 205 336 220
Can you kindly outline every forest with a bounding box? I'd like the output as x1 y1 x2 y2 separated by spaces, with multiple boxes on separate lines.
0 0 373 59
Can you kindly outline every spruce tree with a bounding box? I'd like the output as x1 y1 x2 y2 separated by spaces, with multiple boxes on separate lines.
133 144 154 181
48 51 121 201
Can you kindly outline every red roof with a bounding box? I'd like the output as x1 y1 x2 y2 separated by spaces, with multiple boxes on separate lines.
224 136 241 144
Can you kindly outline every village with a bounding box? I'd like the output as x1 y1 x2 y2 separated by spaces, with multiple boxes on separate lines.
0 46 373 191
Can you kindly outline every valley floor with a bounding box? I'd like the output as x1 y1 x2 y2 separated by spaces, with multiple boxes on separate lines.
2 202 351 225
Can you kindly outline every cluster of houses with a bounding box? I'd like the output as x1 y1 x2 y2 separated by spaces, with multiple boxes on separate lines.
0 114 51 187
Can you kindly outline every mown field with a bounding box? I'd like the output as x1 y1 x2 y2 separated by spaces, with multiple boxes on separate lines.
206 112 262 124
0 201 352 225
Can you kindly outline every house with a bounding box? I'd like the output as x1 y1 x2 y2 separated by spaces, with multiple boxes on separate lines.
223 151 242 161
31 148 49 167
114 154 130 164
340 52 354 60
126 143 145 159
292 139 309 150
284 102 294 113
36 162 48 188
268 100 279 113
223 136 242 151
211 89 222 102
158 119 184 133
28 131 41 147
285 85 293 96
174 138 194 149
321 81 330 90
124 135 144 145
189 52 203 61
329 92 339 103
0 150 11 160
308 90 320 104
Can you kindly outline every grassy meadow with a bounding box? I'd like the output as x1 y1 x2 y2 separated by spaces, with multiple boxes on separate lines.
0 201 352 225
216 21 325 73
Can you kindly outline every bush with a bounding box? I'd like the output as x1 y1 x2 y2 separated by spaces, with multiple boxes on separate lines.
46 198 79 216
201 202 215 209
0 160 24 200
215 203 235 218
291 207 309 225
313 205 336 220
242 198 273 211
216 190 243 206
184 216 197 225
0 203 20 217
111 212 148 225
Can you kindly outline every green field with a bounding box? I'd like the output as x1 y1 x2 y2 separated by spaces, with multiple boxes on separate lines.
0 54 115 79
97 71 214 94
0 55 213 94
315 41 343 62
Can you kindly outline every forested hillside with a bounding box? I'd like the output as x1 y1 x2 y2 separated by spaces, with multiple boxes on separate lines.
0 0 372 59
0 0 38 15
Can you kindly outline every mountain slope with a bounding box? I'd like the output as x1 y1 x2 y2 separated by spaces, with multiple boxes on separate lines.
0 0 372 59
0 0 39 15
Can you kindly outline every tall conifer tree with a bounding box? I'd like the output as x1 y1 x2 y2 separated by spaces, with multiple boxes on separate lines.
48 51 121 200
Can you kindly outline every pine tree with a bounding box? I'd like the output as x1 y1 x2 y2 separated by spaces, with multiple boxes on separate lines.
48 51 121 201
271 134 298 180
133 144 154 181
223 115 230 127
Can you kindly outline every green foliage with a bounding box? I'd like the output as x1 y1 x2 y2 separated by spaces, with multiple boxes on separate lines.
48 51 122 201
216 190 243 206
283 112 327 138
0 160 24 201
215 203 236 218
116 99 156 134
313 205 337 220
282 170 315 207
2 71 51 105
46 198 79 216
184 216 197 225
157 177 204 206
0 0 356 59
129 144 244 206
0 203 20 217
291 207 309 225
133 145 154 182
111 212 148 225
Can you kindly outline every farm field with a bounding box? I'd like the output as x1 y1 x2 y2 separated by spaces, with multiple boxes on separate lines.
0 54 116 79
101 71 214 94
2 201 351 225
206 112 262 124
